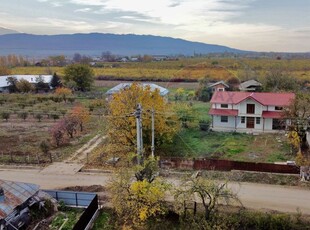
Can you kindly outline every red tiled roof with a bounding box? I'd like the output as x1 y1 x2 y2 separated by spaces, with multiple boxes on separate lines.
262 111 285 119
210 91 295 106
209 108 238 116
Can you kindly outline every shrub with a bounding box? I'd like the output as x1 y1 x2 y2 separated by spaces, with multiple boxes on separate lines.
1 111 10 121
199 120 211 131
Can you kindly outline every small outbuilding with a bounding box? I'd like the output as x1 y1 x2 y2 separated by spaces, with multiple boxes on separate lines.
0 180 40 229
207 80 229 92
239 79 262 92
105 83 169 99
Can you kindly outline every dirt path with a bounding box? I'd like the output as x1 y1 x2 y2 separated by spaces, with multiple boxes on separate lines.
39 134 106 175
67 134 106 163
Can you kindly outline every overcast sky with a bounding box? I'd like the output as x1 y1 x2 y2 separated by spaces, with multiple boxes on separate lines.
1 0 309 52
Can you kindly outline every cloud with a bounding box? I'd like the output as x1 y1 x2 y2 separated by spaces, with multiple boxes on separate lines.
75 8 92 12
5 0 310 52
69 0 106 6
37 17 96 31
51 2 64 7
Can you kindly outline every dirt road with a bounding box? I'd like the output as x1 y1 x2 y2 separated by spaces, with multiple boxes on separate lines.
0 168 309 215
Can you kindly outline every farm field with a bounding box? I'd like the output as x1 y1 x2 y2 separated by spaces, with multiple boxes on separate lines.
10 57 310 82
94 80 199 89
0 93 106 164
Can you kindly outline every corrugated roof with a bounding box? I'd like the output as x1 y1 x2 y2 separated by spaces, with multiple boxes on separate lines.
262 111 284 119
239 80 262 91
0 180 40 219
209 108 238 116
106 83 169 96
0 75 52 88
210 91 295 106
208 80 229 88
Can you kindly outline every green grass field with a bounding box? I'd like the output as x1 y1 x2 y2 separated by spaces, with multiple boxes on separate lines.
159 129 293 163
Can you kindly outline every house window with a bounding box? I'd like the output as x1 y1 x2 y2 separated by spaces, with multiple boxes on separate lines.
256 117 261 124
275 106 283 111
221 104 228 108
247 104 255 114
221 116 228 123
241 116 245 124
218 88 224 91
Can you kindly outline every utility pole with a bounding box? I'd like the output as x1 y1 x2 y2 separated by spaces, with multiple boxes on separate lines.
151 108 155 157
135 103 143 164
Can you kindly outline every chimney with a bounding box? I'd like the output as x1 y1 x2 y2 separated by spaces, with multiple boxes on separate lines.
0 187 4 202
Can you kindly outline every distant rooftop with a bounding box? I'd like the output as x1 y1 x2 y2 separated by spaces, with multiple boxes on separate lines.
106 83 169 96
208 80 229 88
0 180 40 219
239 79 262 91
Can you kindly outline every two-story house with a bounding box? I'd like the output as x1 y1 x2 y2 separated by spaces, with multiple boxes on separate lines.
209 91 295 133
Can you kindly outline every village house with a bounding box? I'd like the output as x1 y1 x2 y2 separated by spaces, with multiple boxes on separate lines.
209 91 295 133
208 80 229 92
239 79 262 92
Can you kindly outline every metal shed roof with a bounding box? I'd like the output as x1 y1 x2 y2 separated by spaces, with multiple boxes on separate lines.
106 83 169 96
0 180 40 219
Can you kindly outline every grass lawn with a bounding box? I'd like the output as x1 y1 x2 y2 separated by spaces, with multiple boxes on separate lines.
159 128 293 163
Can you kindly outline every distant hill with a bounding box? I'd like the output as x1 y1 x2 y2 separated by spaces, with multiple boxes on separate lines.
0 27 19 35
0 33 246 57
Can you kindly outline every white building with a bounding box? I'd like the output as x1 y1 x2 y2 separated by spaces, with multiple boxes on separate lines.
0 75 53 92
209 91 295 133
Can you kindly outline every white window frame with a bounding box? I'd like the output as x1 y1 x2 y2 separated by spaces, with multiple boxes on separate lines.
221 116 228 123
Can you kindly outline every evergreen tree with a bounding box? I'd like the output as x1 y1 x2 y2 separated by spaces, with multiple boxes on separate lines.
50 73 62 89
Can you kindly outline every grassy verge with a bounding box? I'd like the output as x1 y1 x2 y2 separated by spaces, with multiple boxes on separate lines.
160 129 293 163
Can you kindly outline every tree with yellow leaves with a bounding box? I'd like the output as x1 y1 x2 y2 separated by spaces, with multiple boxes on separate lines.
107 83 180 159
108 157 170 227
54 87 72 102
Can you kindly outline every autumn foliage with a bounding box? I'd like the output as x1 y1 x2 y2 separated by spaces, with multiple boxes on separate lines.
107 83 180 158
69 105 90 131
108 165 169 226
50 105 90 146
54 87 72 102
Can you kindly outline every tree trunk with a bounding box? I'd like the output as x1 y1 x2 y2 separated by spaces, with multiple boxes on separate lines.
205 208 211 221
49 152 53 163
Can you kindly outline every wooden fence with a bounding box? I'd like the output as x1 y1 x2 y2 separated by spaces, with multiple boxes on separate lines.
160 157 300 174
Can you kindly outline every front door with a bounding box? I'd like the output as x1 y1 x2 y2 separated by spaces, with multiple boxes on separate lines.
246 117 255 128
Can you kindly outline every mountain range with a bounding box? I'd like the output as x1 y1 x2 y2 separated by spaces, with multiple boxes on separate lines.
0 27 19 35
0 32 245 57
